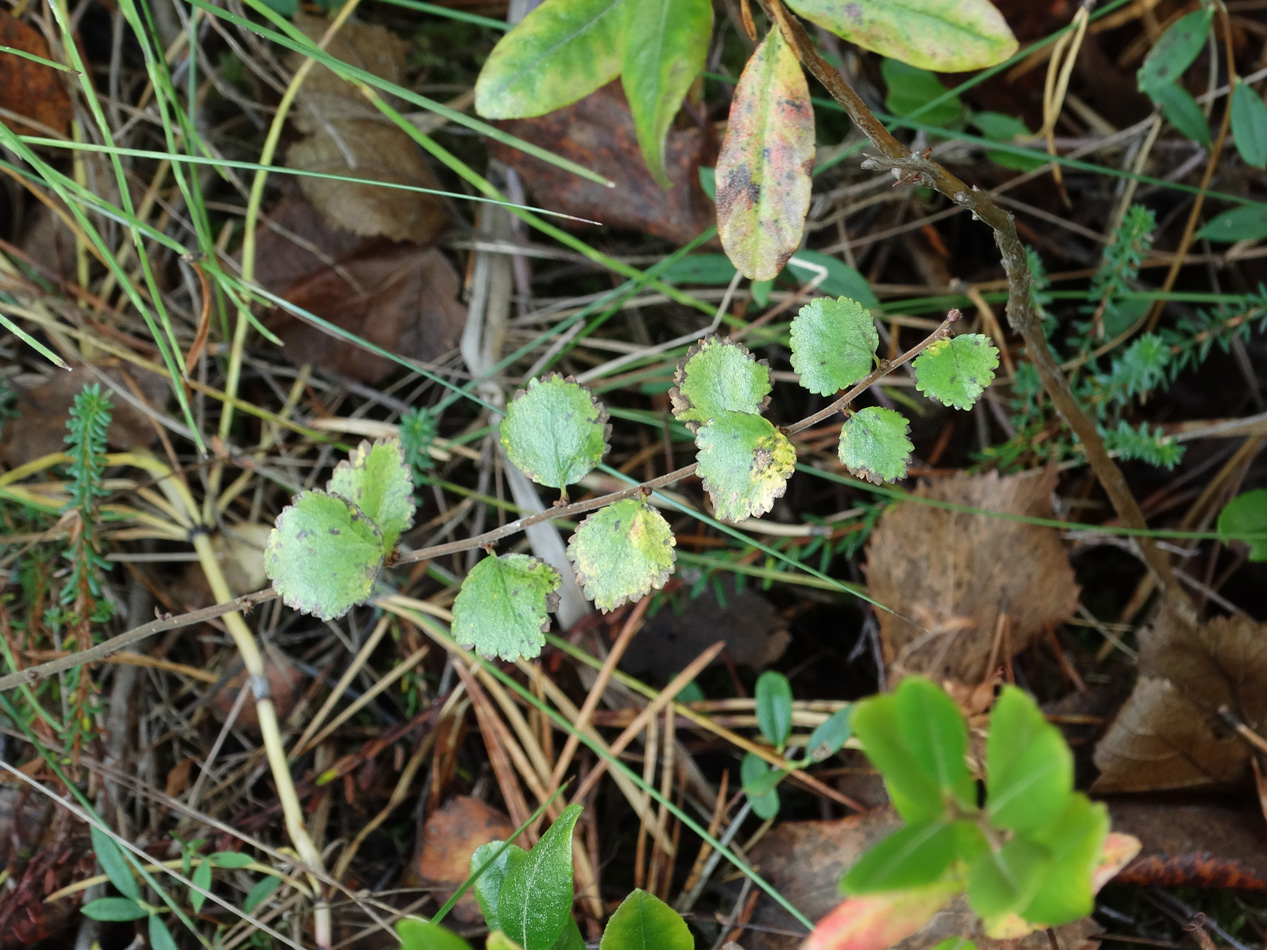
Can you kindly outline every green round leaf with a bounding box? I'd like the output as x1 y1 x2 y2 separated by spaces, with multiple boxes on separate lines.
839 407 914 484
452 553 561 661
986 686 1072 834
500 375 610 491
849 691 943 823
913 334 1000 410
397 918 475 950
1231 79 1267 170
790 296 878 395
755 670 794 750
499 804 582 950
695 411 796 523
327 438 416 551
1218 489 1267 560
264 491 385 621
1021 795 1109 927
566 498 676 612
670 337 772 429
600 889 692 950
741 752 781 820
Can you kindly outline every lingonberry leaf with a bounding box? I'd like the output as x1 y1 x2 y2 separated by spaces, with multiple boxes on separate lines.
599 889 692 950
838 407 914 485
327 437 416 551
741 752 781 819
755 670 794 750
452 553 562 661
500 375 610 493
790 296 878 395
498 804 583 950
715 26 814 280
566 498 676 611
265 491 385 621
913 334 1000 410
669 337 772 430
695 410 796 522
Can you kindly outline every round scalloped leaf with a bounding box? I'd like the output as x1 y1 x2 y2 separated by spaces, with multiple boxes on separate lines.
790 296 879 396
839 407 914 485
669 337 772 430
452 553 561 661
500 375 610 491
327 438 416 551
913 334 1000 410
695 411 796 523
566 498 676 612
264 491 385 621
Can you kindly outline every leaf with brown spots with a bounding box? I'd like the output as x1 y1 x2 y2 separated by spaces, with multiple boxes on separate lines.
715 27 815 281
0 13 72 137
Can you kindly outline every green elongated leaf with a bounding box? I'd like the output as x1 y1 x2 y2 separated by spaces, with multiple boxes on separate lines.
966 836 1051 921
500 375 610 493
1218 489 1267 560
600 889 693 950
881 59 962 127
1021 795 1109 927
470 841 530 932
790 296 878 396
806 706 852 762
839 407 914 485
397 918 476 950
327 438 416 551
786 251 879 307
150 916 179 950
695 411 796 523
716 26 814 280
850 692 943 822
912 334 1000 410
90 825 139 902
741 752 781 819
895 678 975 810
670 337 772 429
475 0 624 118
1148 82 1210 145
786 0 1017 71
1137 8 1213 93
452 554 561 661
208 851 254 869
973 111 1045 172
264 490 385 621
499 804 583 950
755 671 794 750
489 933 526 950
243 875 281 914
192 858 213 912
841 820 957 894
1196 204 1267 242
566 498 676 611
551 919 586 950
986 686 1072 834
659 253 740 285
752 278 775 307
80 897 150 922
1231 80 1267 169
621 0 712 188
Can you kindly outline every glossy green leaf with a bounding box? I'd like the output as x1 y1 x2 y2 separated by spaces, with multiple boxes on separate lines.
600 889 692 950
1217 489 1267 560
695 411 796 523
895 677 975 810
986 686 1072 834
1148 82 1211 146
967 836 1051 920
1021 795 1109 926
475 0 624 118
1231 80 1267 169
1196 204 1267 243
551 920 585 950
192 858 212 912
973 111 1045 172
841 820 957 894
80 897 150 922
881 59 962 126
741 752 781 819
327 438 416 551
470 841 530 932
716 27 815 280
806 706 852 762
621 0 712 187
264 491 385 621
150 916 179 950
91 825 139 901
786 0 1018 71
790 296 878 396
243 875 281 914
913 334 1000 410
499 804 583 950
501 375 610 492
786 251 880 307
452 553 562 661
566 498 676 611
670 337 772 428
755 670 794 750
850 692 943 822
398 918 476 950
838 407 914 485
1137 8 1213 93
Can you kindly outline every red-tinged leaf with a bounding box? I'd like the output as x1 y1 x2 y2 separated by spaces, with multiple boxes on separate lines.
1091 832 1142 892
716 28 815 280
804 882 957 950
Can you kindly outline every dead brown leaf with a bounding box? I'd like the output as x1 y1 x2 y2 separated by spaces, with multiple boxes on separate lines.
1093 608 1267 792
490 82 717 245
865 469 1079 685
0 13 72 137
415 795 515 923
